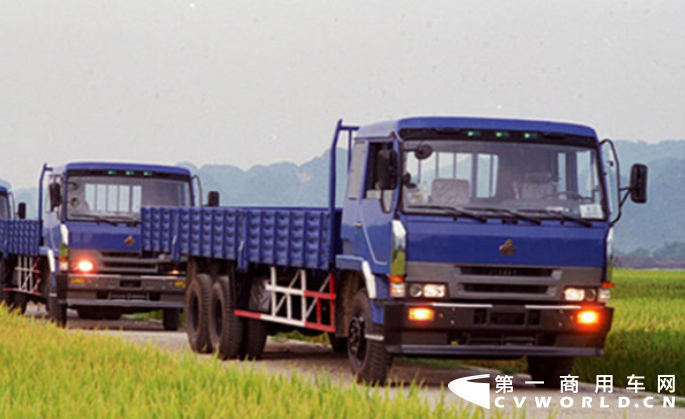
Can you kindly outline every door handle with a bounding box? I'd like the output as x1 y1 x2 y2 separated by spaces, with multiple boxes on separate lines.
354 222 362 228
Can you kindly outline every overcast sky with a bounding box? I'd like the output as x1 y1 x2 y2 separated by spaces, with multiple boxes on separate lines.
1 0 683 189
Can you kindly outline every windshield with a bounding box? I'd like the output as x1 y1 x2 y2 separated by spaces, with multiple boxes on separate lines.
66 175 190 222
402 139 606 220
0 194 9 219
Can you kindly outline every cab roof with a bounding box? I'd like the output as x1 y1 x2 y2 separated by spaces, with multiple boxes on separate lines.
355 116 597 139
59 162 191 177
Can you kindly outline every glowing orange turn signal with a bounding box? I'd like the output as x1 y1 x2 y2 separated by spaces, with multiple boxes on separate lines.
75 259 95 273
577 309 599 325
408 307 434 322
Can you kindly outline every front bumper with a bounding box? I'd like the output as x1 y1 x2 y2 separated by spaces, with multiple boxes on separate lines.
59 273 186 309
383 302 613 358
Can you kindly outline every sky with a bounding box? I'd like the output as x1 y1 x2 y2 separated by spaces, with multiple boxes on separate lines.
1 0 683 189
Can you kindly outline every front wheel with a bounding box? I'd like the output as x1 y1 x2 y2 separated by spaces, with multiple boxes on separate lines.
163 309 180 331
48 295 67 327
527 356 575 389
347 289 393 385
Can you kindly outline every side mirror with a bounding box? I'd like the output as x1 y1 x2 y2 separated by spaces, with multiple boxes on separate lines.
629 164 648 204
376 149 399 190
17 202 26 220
49 183 62 209
206 191 220 207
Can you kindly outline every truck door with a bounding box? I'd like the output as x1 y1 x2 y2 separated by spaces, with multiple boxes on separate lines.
344 140 398 274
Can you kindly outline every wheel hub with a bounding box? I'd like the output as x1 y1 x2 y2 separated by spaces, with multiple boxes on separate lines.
348 316 366 360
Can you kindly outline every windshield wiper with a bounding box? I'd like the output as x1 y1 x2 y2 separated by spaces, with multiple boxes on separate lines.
464 206 542 225
518 209 593 227
406 205 487 223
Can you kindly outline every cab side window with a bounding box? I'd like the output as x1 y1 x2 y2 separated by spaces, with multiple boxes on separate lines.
364 142 396 213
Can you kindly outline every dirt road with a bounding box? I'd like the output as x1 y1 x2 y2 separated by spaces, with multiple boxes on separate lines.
28 304 683 418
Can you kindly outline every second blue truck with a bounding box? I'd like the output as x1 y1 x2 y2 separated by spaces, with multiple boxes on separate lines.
1 162 198 328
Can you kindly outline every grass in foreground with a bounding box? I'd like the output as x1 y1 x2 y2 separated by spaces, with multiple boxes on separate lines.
0 308 511 419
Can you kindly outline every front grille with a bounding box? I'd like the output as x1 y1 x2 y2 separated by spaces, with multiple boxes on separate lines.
460 266 553 277
464 284 548 294
99 251 159 274
450 332 556 346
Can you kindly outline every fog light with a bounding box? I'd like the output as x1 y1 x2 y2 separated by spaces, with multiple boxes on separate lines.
390 283 406 298
74 259 95 273
423 284 446 298
598 288 611 303
577 309 599 325
408 307 434 322
564 287 585 302
408 284 423 298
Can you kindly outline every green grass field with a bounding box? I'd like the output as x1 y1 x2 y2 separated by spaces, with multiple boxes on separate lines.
574 269 685 396
0 308 513 419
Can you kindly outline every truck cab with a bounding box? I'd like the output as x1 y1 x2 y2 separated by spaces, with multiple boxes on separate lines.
42 162 195 327
337 117 647 385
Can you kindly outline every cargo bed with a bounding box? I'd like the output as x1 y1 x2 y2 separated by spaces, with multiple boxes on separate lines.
141 206 342 271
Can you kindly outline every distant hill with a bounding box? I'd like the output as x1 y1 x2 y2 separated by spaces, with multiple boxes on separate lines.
2 140 683 254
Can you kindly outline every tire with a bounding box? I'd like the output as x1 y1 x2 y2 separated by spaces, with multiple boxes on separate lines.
527 356 575 389
185 273 213 353
77 307 104 320
347 289 393 384
208 275 244 360
328 332 348 354
241 318 268 360
0 259 14 308
163 309 181 331
48 295 67 327
10 292 28 314
103 309 122 321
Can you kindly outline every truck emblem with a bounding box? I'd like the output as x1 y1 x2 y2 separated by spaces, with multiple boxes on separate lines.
124 235 135 246
498 239 516 256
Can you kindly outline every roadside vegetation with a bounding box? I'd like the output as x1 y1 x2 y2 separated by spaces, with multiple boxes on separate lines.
0 308 516 418
574 269 685 396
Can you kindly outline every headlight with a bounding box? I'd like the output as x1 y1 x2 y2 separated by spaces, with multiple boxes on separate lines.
598 288 611 303
73 259 96 273
564 287 585 302
407 283 447 299
423 284 447 298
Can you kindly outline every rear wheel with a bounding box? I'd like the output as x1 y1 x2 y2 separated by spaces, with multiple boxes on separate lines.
347 289 393 384
185 273 213 353
527 356 575 389
0 259 14 308
163 308 181 331
10 292 28 314
241 319 268 359
208 275 244 359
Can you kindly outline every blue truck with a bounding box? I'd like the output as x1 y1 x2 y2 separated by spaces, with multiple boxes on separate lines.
141 116 647 385
0 162 199 329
